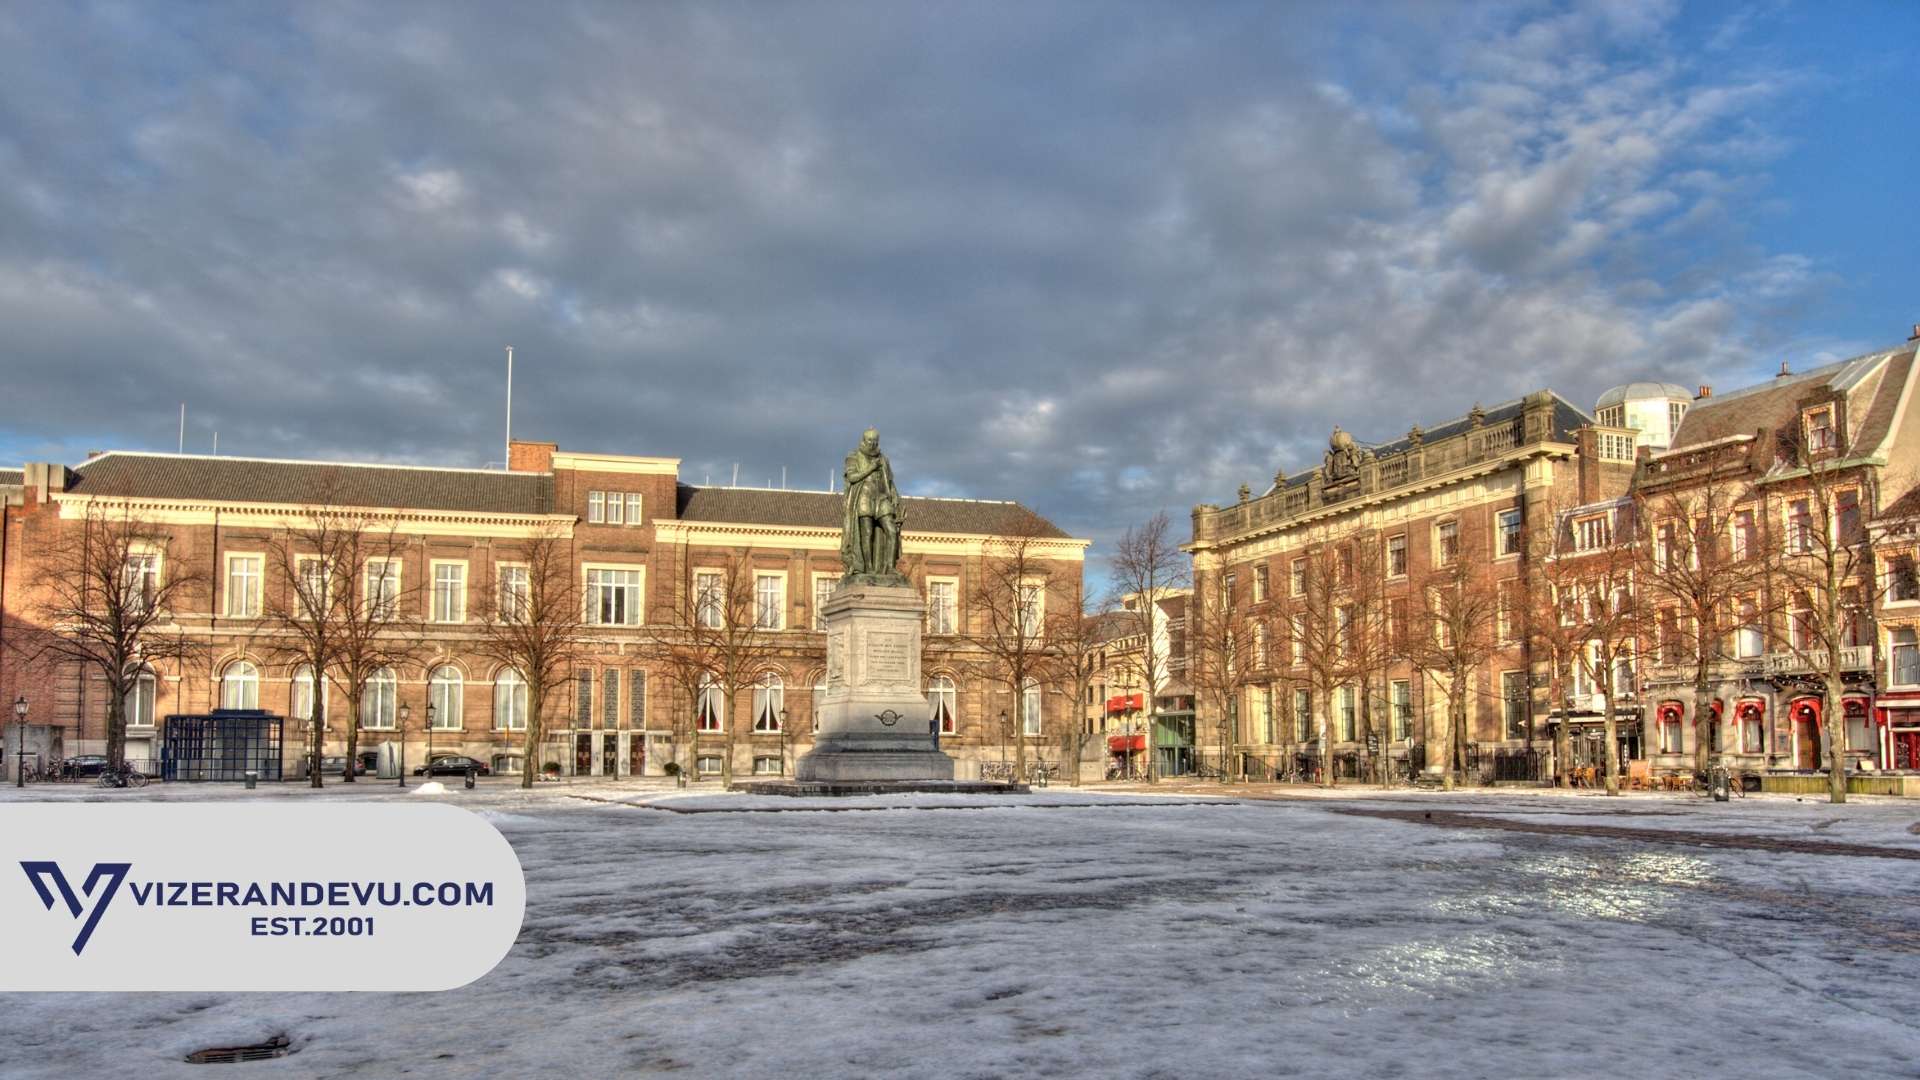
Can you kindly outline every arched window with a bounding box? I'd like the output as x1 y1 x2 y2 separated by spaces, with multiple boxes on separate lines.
361 667 397 729
753 672 784 732
811 672 827 732
929 675 956 735
221 660 259 710
126 667 157 728
494 669 528 731
290 663 332 723
697 676 724 732
1021 679 1042 736
429 666 463 730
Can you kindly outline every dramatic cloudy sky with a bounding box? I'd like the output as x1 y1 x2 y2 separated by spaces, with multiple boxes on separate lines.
2 1 1916 560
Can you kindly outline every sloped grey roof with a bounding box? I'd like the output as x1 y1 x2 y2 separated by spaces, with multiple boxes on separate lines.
1668 342 1915 452
68 453 553 515
676 485 1070 538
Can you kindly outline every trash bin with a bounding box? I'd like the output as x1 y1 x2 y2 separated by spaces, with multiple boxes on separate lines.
243 770 257 790
464 767 477 790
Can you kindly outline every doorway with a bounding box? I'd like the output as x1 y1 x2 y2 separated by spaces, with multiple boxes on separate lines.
574 732 592 775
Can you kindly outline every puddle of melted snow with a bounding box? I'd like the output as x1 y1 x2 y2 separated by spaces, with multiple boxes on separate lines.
1319 931 1547 1001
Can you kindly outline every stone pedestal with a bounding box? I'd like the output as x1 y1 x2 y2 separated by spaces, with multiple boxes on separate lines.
794 579 956 783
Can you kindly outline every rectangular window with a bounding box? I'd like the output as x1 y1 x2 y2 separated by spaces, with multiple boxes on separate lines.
1836 489 1862 544
497 564 530 621
575 669 594 726
1496 580 1520 644
1386 535 1406 577
431 562 466 623
1290 615 1306 665
695 755 724 776
603 491 623 525
1731 509 1755 561
626 493 643 525
1598 432 1634 461
1670 401 1687 432
1806 407 1836 452
1735 598 1763 658
1892 556 1920 602
1741 707 1765 753
1294 689 1312 743
629 671 647 728
1252 564 1268 602
1390 680 1411 741
1337 686 1356 742
1574 514 1611 552
1497 508 1523 556
1018 582 1044 639
1660 715 1684 754
696 571 724 628
367 558 400 620
926 578 957 635
755 572 785 630
1787 499 1812 554
123 552 161 614
603 669 620 728
753 755 782 775
1893 629 1920 687
1435 521 1459 566
814 574 836 630
1022 682 1042 736
588 567 644 626
1501 670 1527 739
587 491 605 524
1789 590 1814 652
1291 558 1308 596
225 554 262 618
296 556 331 613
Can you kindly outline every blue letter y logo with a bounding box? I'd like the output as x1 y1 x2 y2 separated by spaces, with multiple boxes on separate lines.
20 861 131 955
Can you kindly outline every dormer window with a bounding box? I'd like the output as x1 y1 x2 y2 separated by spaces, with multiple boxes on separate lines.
1804 406 1837 453
1573 513 1611 552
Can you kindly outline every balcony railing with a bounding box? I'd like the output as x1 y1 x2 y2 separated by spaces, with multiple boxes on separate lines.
1761 646 1872 676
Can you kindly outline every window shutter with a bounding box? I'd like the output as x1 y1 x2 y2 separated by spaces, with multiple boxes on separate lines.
630 671 646 728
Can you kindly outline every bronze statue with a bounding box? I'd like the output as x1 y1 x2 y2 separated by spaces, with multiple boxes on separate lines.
842 428 906 580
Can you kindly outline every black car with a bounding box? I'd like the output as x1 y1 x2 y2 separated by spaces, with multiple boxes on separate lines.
62 755 109 777
318 756 367 777
414 755 491 777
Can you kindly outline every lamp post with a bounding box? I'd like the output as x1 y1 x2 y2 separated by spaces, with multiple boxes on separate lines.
779 708 789 776
424 701 436 782
13 696 27 787
998 709 1009 783
397 703 411 788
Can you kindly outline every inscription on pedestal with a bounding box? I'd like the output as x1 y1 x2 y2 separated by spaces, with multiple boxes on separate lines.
827 630 847 687
864 630 913 685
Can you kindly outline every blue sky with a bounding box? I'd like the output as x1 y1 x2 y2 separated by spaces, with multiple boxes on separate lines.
0 0 1914 567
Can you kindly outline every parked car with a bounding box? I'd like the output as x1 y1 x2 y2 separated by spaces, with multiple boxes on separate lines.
62 755 109 777
297 755 366 777
414 755 491 777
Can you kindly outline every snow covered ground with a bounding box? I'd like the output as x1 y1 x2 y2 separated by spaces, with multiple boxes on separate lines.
3 779 1919 1078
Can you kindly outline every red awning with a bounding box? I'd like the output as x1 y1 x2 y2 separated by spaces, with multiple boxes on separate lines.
1108 734 1146 752
1106 694 1145 715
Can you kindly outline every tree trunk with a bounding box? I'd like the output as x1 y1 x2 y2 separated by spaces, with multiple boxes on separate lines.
1553 659 1572 788
1692 672 1712 776
1436 687 1455 791
1318 699 1334 788
343 686 360 783
310 682 326 789
105 681 127 772
1826 673 1847 804
520 682 542 790
1601 687 1621 796
1014 687 1027 780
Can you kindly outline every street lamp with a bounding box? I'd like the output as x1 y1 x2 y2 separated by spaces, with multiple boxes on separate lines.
13 696 26 787
779 708 789 776
397 703 411 788
424 701 437 782
998 709 1009 783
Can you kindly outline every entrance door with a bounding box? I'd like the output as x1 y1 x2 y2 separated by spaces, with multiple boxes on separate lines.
627 733 645 777
1798 721 1822 769
574 732 592 775
1892 731 1920 770
600 732 617 777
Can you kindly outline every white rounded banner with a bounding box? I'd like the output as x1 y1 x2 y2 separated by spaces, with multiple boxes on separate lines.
0 802 525 991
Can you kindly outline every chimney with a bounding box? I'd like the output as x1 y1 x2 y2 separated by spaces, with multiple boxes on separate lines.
507 440 556 473
1696 385 1712 399
1777 360 1792 379
1909 323 1919 341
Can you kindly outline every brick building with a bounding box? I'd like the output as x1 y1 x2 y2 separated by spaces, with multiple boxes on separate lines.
0 441 1087 781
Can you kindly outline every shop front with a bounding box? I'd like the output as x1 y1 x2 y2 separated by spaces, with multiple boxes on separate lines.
1883 694 1920 770
1153 694 1195 777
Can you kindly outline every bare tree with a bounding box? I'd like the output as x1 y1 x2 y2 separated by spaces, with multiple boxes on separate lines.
647 549 786 784
1526 509 1594 789
315 518 423 783
1405 530 1501 790
12 503 208 771
1338 529 1397 788
1281 538 1363 788
968 519 1060 780
471 524 589 789
1634 466 1769 775
1771 428 1893 803
1109 512 1189 782
1044 576 1110 787
258 500 380 788
1549 511 1643 796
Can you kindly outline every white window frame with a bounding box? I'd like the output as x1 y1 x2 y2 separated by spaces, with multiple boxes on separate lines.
1434 520 1459 566
494 669 529 731
1495 508 1523 557
220 660 259 710
697 676 724 732
1385 535 1407 579
290 664 329 723
1252 564 1268 602
367 557 402 621
603 489 624 525
695 569 725 629
1020 679 1043 736
360 667 398 730
926 576 959 636
929 674 957 735
126 668 157 729
224 552 264 619
625 492 643 526
752 671 784 731
812 572 838 631
496 562 531 622
294 554 332 615
584 563 646 627
429 665 464 730
1018 579 1045 641
1291 558 1308 596
123 549 162 615
753 570 787 630
586 491 605 524
430 560 467 624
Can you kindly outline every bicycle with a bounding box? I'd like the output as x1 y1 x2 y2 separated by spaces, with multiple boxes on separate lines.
98 763 148 789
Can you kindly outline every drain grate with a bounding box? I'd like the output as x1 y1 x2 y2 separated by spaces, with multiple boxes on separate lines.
185 1035 291 1064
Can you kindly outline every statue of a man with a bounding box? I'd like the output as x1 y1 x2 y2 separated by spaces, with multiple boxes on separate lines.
842 428 905 579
